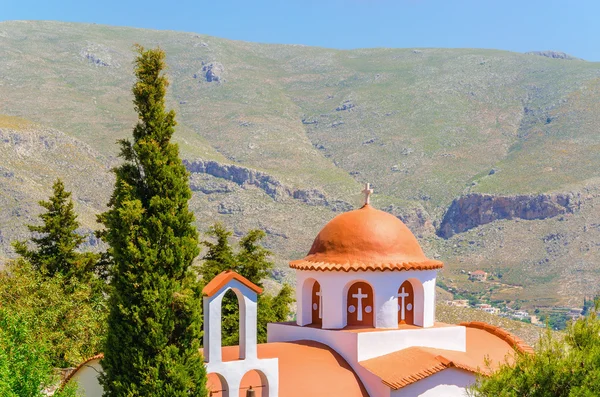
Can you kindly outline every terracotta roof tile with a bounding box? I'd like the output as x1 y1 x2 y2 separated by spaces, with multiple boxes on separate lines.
202 270 263 297
359 322 532 390
359 347 449 389
207 341 369 397
290 259 443 272
460 321 535 354
64 342 369 397
290 205 443 272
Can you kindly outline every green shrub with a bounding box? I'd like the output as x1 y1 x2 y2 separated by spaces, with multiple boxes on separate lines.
0 260 106 367
470 304 600 396
0 307 78 397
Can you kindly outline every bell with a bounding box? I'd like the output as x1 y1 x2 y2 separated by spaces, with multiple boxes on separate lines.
246 386 256 397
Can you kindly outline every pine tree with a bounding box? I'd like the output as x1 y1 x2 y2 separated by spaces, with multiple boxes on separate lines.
13 179 98 281
98 46 207 397
199 223 236 282
200 223 293 345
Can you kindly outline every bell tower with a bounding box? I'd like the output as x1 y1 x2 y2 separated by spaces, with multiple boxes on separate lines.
203 271 279 397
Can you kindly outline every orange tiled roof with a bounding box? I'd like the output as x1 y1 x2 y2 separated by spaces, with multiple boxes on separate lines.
359 322 532 390
290 205 443 272
360 347 481 390
460 321 535 354
290 260 443 272
207 341 369 397
65 342 369 397
202 270 263 297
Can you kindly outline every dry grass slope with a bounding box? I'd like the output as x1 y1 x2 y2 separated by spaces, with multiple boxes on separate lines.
436 303 556 347
1 21 600 308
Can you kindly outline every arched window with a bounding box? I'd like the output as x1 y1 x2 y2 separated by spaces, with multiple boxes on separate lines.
222 289 241 346
239 369 269 397
208 372 230 397
398 280 414 325
346 281 374 327
311 281 322 327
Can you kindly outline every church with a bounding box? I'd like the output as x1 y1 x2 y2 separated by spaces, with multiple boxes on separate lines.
64 185 532 397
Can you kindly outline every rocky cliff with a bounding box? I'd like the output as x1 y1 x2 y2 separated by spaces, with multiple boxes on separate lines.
438 193 581 238
384 204 436 238
183 159 352 212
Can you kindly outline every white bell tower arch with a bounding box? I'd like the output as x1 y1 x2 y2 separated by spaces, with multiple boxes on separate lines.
203 271 279 397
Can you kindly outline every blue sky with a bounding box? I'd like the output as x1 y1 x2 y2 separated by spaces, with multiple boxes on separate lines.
3 0 599 61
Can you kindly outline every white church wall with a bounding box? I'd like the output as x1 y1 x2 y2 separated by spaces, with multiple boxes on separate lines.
391 368 474 397
206 358 279 397
204 274 279 396
295 269 438 329
68 358 103 397
267 322 388 397
268 322 358 360
422 274 437 327
268 322 467 397
297 277 318 326
356 325 466 361
354 365 392 397
203 279 258 362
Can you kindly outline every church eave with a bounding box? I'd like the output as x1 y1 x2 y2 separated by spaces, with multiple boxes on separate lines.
289 259 444 272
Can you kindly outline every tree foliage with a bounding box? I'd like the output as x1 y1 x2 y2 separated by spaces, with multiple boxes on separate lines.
98 45 207 397
0 306 78 397
582 295 599 316
470 304 600 397
3 179 107 368
13 178 101 282
200 223 293 345
0 259 107 368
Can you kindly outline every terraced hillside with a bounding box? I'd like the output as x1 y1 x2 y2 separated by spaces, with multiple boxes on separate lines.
2 21 600 309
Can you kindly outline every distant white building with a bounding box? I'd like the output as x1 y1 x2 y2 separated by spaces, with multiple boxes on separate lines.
512 311 530 320
447 300 469 307
482 307 500 315
469 270 488 282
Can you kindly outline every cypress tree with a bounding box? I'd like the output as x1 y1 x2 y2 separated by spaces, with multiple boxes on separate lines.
98 46 207 396
13 178 98 281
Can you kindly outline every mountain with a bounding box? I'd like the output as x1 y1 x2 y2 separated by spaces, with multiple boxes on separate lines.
2 21 600 310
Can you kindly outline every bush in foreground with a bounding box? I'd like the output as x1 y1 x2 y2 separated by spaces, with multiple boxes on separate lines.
470 305 600 397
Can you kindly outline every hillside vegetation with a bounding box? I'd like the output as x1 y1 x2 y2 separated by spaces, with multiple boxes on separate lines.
2 21 600 308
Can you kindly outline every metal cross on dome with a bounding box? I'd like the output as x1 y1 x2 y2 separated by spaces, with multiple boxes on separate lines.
362 183 374 206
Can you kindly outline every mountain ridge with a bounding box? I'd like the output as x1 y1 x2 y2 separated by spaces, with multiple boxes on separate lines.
2 20 600 309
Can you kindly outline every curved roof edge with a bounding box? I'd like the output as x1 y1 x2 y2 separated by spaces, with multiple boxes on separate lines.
360 346 482 390
289 259 444 272
60 353 104 390
359 321 534 391
460 321 534 354
202 270 263 296
208 340 370 397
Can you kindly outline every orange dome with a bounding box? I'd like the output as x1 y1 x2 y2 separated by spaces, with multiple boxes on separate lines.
290 204 443 272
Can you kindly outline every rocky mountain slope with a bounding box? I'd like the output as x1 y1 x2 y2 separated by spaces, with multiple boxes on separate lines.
2 21 600 308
